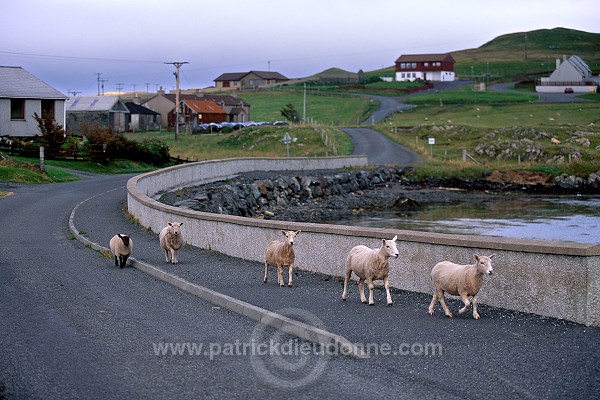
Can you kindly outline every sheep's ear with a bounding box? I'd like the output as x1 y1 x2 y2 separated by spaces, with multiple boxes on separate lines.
392 235 398 241
179 222 184 226
381 238 386 245
280 230 286 236
118 234 124 239
168 222 173 227
489 254 496 259
295 230 301 235
474 254 480 261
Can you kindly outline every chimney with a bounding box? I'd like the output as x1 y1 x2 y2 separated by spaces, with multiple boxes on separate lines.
556 58 561 69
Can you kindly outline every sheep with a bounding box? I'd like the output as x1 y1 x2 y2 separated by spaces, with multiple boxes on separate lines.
159 222 184 264
341 235 399 306
109 234 133 269
428 254 495 320
263 230 300 287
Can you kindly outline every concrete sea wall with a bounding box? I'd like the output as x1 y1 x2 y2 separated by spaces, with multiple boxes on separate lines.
127 157 600 326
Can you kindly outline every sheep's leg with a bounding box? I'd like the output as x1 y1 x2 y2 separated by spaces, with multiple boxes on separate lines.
287 263 293 287
277 265 284 287
383 276 393 306
458 292 471 315
263 262 269 283
341 267 352 301
114 255 118 267
171 249 178 265
437 290 453 317
367 278 375 306
428 291 437 315
163 248 170 263
472 294 480 320
358 278 367 304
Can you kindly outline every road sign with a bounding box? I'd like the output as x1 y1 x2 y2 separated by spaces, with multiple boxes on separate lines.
283 132 292 157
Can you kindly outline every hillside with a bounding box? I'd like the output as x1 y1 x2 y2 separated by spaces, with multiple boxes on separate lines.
364 27 600 82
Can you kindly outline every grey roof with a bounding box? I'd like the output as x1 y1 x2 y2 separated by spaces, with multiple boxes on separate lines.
568 55 592 77
0 66 67 99
66 96 129 113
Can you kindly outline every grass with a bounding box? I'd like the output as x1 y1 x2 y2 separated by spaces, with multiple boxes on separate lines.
236 90 376 125
404 86 538 106
28 158 158 174
0 158 79 184
126 125 353 161
378 101 600 178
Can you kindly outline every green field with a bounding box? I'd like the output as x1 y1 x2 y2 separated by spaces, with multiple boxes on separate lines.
126 126 353 160
236 90 376 125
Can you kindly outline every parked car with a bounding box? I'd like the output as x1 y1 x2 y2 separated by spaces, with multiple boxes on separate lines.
272 121 289 126
564 87 574 93
192 124 208 134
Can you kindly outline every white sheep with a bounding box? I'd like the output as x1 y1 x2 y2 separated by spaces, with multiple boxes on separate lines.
341 235 399 306
263 230 300 287
159 222 184 264
109 234 133 269
428 254 495 319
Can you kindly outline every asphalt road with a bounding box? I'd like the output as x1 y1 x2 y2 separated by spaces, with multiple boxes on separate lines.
1 170 599 399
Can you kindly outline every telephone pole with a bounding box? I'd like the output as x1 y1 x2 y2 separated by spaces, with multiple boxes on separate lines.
164 61 188 140
99 78 109 96
95 72 102 95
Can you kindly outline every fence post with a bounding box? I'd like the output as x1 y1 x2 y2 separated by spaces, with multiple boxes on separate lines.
39 146 45 171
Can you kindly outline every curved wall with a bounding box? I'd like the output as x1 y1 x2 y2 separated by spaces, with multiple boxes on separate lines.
127 157 600 326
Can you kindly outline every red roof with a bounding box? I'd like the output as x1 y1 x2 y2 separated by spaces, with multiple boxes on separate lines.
395 54 455 63
181 99 226 114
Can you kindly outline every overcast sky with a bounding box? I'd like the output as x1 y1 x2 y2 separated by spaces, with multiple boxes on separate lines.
1 0 597 96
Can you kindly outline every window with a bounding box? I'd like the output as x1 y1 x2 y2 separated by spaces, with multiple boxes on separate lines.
42 99 55 117
412 63 417 68
10 99 25 120
400 63 406 69
424 62 429 67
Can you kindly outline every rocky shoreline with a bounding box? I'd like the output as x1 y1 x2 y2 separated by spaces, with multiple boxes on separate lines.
157 167 600 223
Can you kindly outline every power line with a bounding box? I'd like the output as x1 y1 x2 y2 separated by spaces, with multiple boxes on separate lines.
0 50 163 64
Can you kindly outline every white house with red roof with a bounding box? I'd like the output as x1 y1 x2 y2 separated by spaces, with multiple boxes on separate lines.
395 54 455 82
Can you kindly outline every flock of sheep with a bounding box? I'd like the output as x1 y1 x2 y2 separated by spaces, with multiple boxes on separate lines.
109 225 495 320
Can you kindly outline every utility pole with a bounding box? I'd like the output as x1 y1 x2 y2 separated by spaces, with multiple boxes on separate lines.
116 83 123 97
99 78 109 96
95 72 102 95
145 82 150 94
165 61 189 140
132 83 137 98
303 83 306 123
68 90 81 97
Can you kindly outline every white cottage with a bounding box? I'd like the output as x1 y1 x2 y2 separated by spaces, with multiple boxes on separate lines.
536 55 599 93
0 66 67 137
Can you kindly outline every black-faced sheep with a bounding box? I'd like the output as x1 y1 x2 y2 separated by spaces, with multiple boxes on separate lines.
428 254 495 319
263 230 300 287
342 235 399 306
109 234 133 269
159 222 184 264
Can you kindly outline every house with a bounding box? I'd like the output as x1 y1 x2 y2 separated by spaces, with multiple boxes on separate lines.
395 54 455 82
0 66 68 137
536 55 599 93
143 90 207 129
213 71 289 90
124 102 160 131
196 94 250 122
173 99 227 131
65 96 129 135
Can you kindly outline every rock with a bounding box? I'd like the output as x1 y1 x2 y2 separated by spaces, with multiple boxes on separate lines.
393 197 421 211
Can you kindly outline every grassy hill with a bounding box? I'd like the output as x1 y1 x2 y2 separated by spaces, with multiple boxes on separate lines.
361 27 600 82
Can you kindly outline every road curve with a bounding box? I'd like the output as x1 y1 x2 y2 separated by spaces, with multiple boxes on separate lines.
342 127 423 166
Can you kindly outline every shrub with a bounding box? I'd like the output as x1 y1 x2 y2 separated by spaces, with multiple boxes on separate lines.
83 125 169 166
33 111 69 151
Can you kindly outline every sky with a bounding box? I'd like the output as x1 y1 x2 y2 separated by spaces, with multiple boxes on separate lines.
1 0 597 96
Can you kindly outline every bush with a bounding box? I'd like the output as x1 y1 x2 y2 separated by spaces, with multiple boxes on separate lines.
83 126 170 166
33 112 69 151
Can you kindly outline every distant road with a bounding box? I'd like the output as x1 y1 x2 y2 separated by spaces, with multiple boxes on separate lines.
342 127 423 166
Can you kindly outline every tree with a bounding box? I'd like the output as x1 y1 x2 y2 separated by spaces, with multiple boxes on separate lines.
33 111 68 151
280 103 300 123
